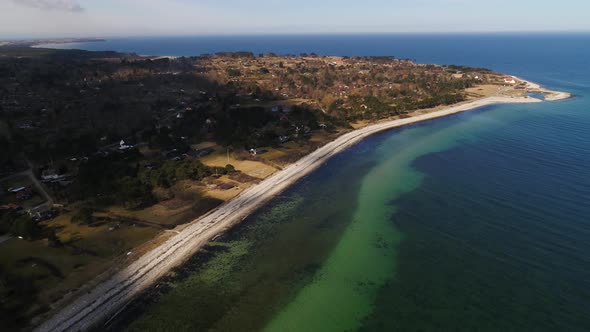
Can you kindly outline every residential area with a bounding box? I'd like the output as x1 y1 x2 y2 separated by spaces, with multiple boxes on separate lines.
0 46 514 329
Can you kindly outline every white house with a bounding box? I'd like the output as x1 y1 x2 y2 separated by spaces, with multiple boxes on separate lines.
41 169 60 181
119 140 133 150
504 76 516 84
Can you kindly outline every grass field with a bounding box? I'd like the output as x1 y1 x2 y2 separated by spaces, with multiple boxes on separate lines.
197 142 278 178
0 211 161 328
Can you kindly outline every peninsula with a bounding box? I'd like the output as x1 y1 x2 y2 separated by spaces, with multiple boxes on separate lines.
0 38 105 48
0 47 570 331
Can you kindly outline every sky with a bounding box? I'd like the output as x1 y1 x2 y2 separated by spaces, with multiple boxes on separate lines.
1 0 589 39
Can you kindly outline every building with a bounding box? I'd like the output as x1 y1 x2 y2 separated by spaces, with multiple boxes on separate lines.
0 204 22 212
41 169 67 183
41 169 60 182
8 186 26 193
119 140 134 150
28 207 58 222
16 188 33 201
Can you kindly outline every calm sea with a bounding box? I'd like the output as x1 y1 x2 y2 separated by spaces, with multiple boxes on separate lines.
64 34 590 332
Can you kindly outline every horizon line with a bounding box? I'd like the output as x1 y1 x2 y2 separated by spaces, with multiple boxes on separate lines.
3 30 590 41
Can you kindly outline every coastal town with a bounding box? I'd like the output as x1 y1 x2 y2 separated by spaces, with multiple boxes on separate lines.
0 45 568 330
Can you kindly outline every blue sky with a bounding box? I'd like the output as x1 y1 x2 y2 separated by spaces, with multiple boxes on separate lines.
1 0 589 38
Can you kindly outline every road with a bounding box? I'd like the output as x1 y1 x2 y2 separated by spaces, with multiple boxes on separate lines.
36 95 546 332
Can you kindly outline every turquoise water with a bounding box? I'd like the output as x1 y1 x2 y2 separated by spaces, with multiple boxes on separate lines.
100 35 590 331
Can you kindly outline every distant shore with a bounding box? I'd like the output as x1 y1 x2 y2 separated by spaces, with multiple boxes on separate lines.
0 38 105 48
35 83 569 332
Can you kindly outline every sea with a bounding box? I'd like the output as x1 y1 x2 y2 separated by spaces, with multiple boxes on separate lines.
49 34 590 332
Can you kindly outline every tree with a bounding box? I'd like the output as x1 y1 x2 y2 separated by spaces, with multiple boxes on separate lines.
116 177 154 209
225 164 236 173
10 216 39 240
71 207 94 225
47 230 63 247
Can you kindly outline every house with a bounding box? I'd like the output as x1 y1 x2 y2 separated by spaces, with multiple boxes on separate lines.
119 140 134 150
278 135 290 144
162 149 180 159
8 187 26 193
41 169 62 182
28 207 58 222
0 204 22 212
144 162 158 170
272 106 292 113
16 188 33 201
504 76 516 84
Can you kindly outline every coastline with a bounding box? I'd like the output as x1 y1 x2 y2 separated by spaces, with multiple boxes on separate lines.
514 76 573 101
36 90 569 331
14 38 106 48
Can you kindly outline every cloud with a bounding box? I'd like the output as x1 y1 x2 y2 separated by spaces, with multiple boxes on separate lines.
12 0 84 12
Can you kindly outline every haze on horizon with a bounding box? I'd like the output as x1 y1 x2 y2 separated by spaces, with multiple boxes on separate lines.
1 0 589 39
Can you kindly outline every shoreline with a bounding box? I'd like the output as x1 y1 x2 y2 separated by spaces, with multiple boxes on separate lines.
16 39 106 48
513 76 573 101
36 90 568 331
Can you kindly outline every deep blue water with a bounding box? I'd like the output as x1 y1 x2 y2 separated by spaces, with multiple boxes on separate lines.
80 34 590 331
361 105 590 331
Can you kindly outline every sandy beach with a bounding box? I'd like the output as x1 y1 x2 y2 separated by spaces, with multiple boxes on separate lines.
36 90 569 331
514 76 573 101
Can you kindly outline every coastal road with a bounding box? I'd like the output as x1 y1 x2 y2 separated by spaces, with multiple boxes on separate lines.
36 95 545 332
